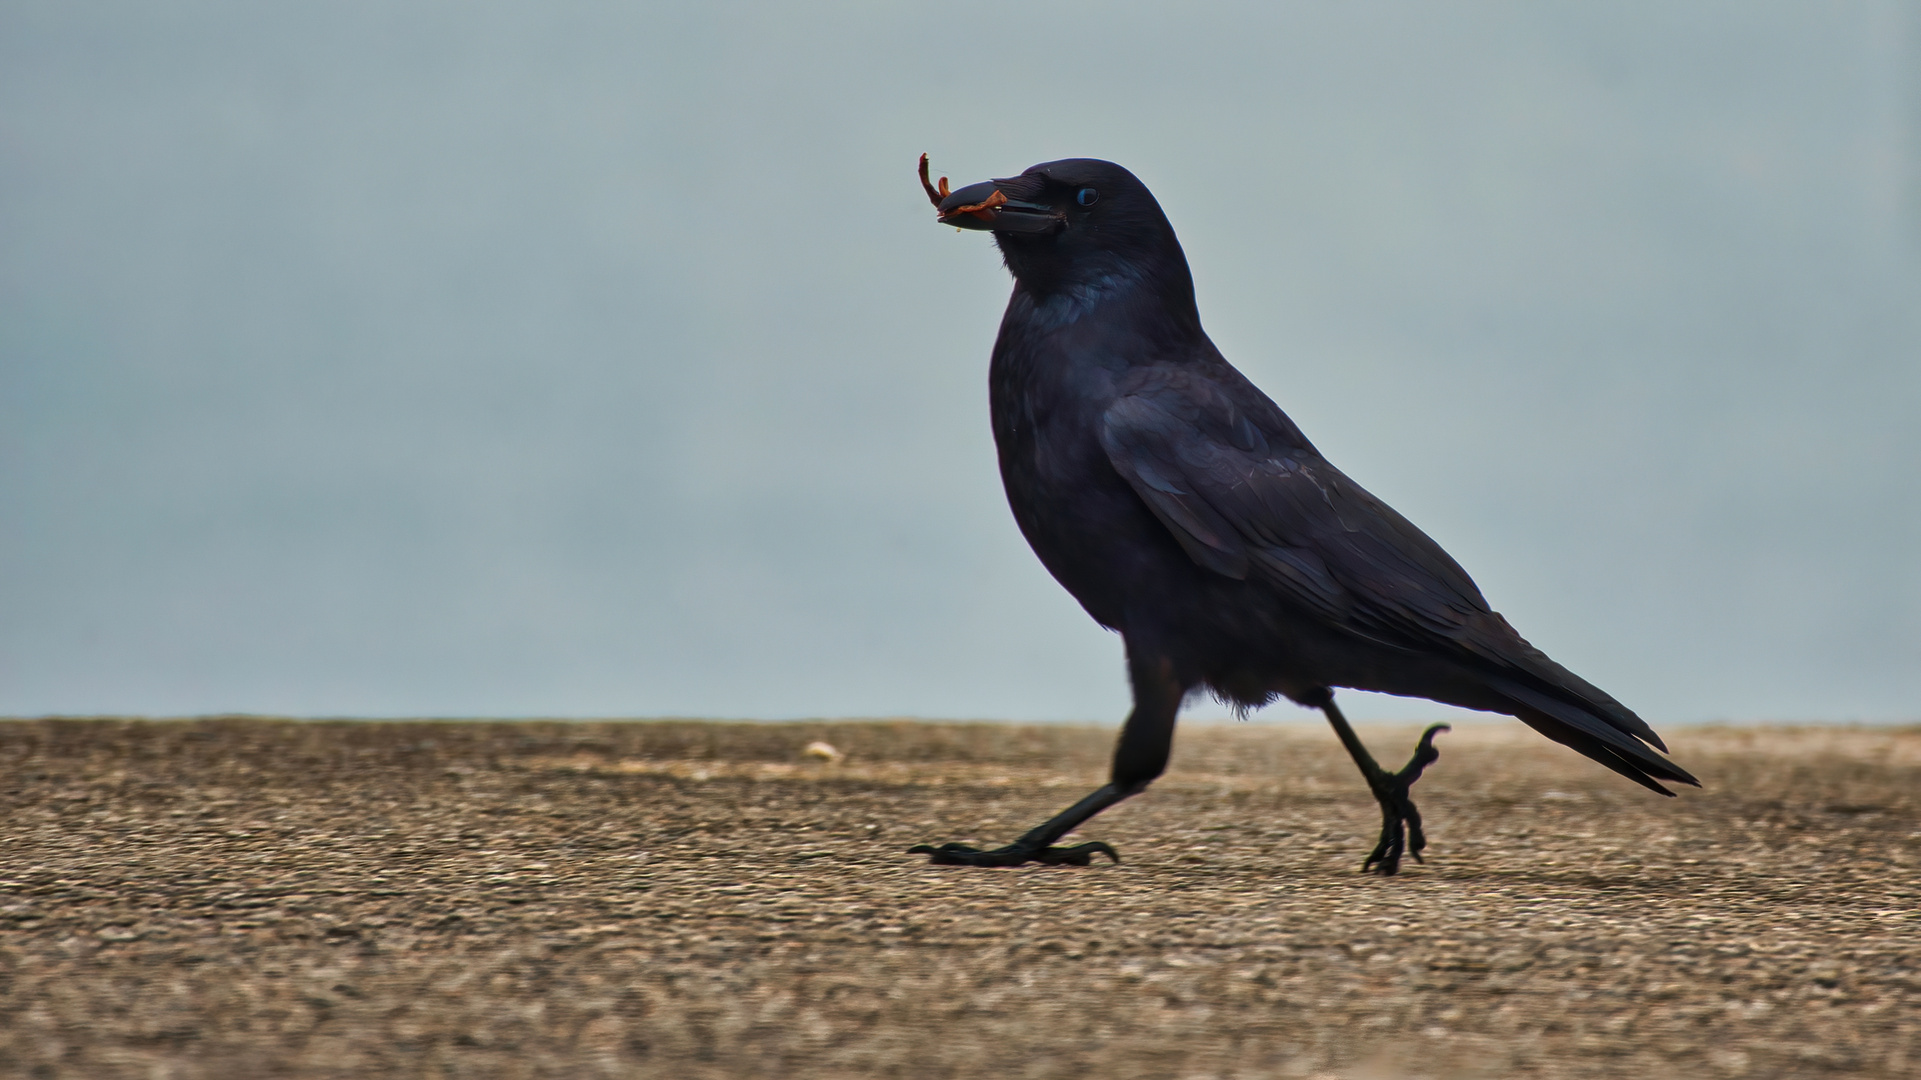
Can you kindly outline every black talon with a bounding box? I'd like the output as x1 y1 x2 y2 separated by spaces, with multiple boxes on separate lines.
1358 724 1451 874
1401 723 1450 782
1359 722 1451 872
1316 694 1451 875
1035 841 1120 866
908 840 1120 867
1362 779 1428 875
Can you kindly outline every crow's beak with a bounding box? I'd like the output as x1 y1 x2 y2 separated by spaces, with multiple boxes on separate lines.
920 156 1063 234
937 179 1062 233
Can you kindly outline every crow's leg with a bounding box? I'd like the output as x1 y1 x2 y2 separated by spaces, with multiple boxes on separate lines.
1310 689 1449 875
910 651 1183 868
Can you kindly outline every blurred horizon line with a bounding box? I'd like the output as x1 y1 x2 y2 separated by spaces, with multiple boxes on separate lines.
5 713 1915 729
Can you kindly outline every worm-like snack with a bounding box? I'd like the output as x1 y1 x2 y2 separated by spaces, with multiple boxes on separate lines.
919 154 1008 220
918 153 950 207
949 189 1007 218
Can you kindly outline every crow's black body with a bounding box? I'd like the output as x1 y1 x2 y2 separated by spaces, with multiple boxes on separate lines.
912 158 1697 873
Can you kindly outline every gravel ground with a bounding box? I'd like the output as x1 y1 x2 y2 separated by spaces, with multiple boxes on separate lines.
0 717 1916 1079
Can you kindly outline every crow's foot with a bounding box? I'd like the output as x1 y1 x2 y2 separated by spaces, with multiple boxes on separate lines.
908 840 1119 867
1362 723 1450 876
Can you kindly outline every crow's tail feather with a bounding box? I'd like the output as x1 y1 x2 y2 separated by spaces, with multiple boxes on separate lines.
1484 675 1700 795
1511 708 1695 796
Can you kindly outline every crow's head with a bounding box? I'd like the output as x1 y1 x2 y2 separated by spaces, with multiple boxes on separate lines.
922 157 1189 297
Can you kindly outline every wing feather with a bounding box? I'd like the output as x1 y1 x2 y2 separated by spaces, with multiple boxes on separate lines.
1099 368 1679 768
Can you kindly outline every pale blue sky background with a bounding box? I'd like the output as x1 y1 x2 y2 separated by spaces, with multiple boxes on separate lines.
3 2 1918 723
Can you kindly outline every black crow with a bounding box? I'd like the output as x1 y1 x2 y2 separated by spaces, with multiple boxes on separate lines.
909 155 1698 874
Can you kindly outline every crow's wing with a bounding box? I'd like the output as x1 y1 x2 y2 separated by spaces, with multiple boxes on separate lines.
1100 370 1496 651
1100 368 1683 776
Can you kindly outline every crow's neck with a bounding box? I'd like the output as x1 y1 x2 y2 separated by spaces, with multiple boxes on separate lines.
1003 251 1203 343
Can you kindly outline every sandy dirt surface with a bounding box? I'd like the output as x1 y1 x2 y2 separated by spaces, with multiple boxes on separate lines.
0 717 1916 1079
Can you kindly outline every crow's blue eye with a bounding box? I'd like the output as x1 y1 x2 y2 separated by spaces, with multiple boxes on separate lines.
1076 187 1099 207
